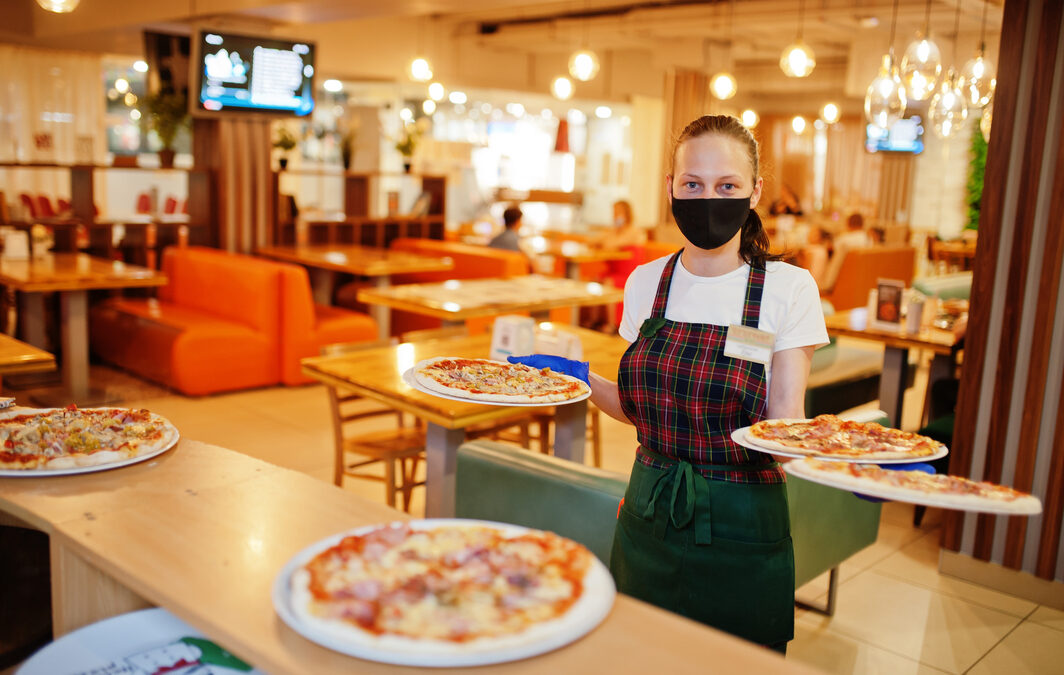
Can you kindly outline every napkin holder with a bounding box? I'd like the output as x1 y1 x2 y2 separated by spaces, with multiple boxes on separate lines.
1 230 30 260
489 315 536 361
534 325 584 360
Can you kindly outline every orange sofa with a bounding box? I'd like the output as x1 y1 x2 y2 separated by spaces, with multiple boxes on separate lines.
90 246 377 395
821 245 917 311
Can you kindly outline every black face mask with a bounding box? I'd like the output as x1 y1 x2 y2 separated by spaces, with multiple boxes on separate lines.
671 196 750 250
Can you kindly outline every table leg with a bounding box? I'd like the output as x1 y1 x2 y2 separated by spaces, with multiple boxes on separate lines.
371 277 392 341
553 399 587 464
424 424 466 518
879 347 909 428
20 292 48 349
308 268 336 306
921 352 956 426
61 290 90 400
566 263 581 325
50 536 151 638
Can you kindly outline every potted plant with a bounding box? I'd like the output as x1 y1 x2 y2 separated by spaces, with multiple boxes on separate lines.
394 121 422 173
144 91 188 169
274 127 298 170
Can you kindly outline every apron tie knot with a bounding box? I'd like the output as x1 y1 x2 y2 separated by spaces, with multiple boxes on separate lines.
640 460 711 543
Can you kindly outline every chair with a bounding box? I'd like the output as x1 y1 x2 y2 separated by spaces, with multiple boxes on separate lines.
19 193 37 219
163 196 178 214
35 196 56 218
321 339 425 512
135 192 152 214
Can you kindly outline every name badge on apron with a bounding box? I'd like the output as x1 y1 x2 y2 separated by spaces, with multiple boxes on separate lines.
723 324 775 366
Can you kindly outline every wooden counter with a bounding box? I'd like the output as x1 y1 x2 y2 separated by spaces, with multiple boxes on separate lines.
0 439 820 674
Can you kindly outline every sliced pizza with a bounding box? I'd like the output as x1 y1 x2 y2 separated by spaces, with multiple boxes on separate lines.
746 414 945 461
413 357 590 404
785 459 1042 515
0 405 179 471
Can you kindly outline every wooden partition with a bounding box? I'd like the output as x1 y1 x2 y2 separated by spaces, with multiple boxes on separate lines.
943 0 1064 597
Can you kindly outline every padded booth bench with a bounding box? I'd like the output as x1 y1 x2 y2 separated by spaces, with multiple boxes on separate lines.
822 245 917 311
90 246 378 395
455 416 884 616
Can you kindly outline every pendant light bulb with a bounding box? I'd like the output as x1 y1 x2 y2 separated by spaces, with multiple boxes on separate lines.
780 41 816 78
900 35 942 101
821 102 840 124
710 72 738 100
36 0 79 12
740 109 759 128
568 50 600 82
864 52 907 129
791 116 807 134
409 57 433 83
959 53 996 107
427 82 445 102
928 69 968 138
551 76 574 101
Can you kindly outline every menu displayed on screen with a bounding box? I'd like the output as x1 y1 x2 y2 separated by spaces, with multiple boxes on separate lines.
196 31 315 115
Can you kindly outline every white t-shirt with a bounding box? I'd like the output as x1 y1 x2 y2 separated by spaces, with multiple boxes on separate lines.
619 256 829 388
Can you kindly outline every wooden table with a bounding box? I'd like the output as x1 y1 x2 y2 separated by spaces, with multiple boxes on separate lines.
302 328 629 517
824 310 964 428
256 244 455 338
0 253 166 405
0 439 818 675
356 275 625 329
533 240 632 279
0 333 55 378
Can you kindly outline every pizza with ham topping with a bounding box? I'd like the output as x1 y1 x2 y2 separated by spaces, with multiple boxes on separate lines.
747 414 945 460
290 522 593 644
413 357 590 404
0 405 178 471
785 459 1042 515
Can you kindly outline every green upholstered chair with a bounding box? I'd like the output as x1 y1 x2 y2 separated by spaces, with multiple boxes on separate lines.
455 411 887 617
913 272 973 301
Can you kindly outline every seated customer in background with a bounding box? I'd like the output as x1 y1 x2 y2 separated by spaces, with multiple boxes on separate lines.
821 213 874 291
489 204 524 253
590 199 648 249
768 184 804 216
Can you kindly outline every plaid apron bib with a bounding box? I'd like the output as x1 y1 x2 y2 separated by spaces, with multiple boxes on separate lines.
610 251 794 647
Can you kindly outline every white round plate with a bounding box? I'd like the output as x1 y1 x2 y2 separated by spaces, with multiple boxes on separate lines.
783 460 1042 515
0 407 180 477
273 518 616 668
731 425 948 464
401 366 591 407
17 607 263 674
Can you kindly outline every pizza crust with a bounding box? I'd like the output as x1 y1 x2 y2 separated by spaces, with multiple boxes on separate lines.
785 460 1042 515
746 417 945 461
413 357 590 404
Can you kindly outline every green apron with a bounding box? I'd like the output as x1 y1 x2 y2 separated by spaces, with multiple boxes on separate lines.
611 254 794 647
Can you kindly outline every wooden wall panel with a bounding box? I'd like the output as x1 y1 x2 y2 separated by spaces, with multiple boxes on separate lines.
659 68 709 223
943 0 1064 583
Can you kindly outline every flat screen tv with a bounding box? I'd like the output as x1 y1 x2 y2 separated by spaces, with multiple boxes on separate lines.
865 115 924 154
192 30 315 116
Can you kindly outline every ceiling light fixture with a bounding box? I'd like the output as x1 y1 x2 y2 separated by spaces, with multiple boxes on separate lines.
959 0 996 107
791 116 807 134
740 109 759 128
864 0 906 129
900 0 942 102
710 0 739 100
821 102 840 124
409 57 433 82
427 82 445 101
780 0 816 78
323 79 343 93
928 1 968 138
568 49 600 82
36 0 79 13
551 76 574 100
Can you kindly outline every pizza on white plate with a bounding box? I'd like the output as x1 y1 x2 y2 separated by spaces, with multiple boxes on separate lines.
413 357 590 404
785 459 1042 515
0 405 179 471
282 520 615 665
746 414 945 461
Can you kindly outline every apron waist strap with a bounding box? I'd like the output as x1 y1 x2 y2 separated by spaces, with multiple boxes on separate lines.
637 446 779 473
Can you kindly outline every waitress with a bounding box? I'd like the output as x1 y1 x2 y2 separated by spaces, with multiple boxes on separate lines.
589 115 828 652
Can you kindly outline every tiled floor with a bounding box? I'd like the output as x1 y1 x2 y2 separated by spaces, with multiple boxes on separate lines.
4 349 1062 675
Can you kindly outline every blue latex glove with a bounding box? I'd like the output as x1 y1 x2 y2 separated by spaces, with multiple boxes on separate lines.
855 462 936 503
507 354 590 385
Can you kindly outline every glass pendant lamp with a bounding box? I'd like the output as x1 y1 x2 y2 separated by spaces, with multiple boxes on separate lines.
711 0 739 100
779 0 816 78
568 49 600 82
960 1 996 107
929 3 969 138
864 0 906 128
900 0 942 101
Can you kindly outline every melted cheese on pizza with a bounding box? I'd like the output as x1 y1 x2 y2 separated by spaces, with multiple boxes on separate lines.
302 523 590 642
